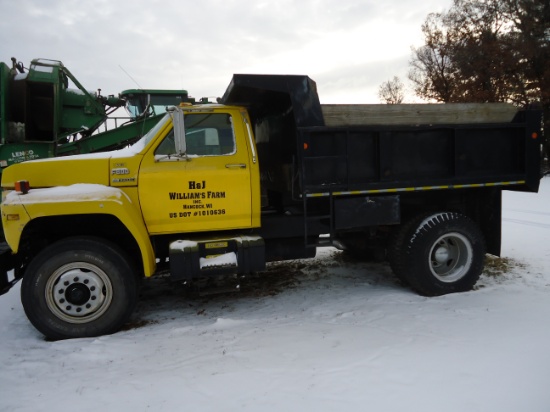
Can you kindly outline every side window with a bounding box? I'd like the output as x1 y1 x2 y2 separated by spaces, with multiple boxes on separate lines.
155 130 176 155
155 113 236 157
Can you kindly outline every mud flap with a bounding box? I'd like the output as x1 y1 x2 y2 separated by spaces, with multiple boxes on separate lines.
0 242 17 296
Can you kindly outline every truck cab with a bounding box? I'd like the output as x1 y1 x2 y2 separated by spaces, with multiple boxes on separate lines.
1 103 262 271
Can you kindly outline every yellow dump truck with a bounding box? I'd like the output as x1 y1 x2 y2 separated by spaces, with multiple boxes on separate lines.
0 74 542 339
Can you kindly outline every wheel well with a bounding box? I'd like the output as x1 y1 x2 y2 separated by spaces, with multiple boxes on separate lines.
18 214 144 275
397 188 501 256
337 188 502 257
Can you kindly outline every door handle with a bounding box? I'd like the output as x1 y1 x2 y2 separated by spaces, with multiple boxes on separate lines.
225 163 247 169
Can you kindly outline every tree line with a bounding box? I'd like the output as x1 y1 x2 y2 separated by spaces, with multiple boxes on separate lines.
379 0 548 156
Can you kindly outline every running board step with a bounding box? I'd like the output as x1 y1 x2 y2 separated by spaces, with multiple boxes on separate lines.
169 236 265 282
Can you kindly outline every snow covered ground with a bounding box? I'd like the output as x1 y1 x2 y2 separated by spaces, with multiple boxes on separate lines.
1 179 550 412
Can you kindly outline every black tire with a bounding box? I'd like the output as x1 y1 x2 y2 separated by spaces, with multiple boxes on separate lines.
391 212 485 296
21 237 139 340
388 214 432 285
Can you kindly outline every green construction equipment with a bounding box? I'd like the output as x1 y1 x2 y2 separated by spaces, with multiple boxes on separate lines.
0 57 192 167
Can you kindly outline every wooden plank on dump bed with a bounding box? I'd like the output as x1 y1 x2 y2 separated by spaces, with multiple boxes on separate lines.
321 103 518 127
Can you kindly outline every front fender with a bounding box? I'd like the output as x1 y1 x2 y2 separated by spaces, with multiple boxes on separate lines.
1 184 156 277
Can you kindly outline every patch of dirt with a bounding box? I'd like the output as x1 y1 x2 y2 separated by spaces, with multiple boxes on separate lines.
121 319 159 331
239 261 306 297
483 255 526 278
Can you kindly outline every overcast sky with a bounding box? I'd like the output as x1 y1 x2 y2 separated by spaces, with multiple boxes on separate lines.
1 0 451 103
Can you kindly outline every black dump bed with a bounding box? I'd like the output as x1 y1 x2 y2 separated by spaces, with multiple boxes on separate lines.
298 109 542 196
222 74 542 205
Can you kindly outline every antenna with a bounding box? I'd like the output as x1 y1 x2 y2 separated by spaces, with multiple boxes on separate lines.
119 65 143 89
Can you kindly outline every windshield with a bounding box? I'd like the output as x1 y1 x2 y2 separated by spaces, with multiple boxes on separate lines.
125 93 189 118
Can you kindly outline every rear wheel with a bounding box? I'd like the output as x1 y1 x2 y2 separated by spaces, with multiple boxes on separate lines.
21 237 139 340
390 212 485 296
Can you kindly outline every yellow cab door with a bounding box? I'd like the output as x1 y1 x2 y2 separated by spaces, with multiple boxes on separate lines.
138 108 253 234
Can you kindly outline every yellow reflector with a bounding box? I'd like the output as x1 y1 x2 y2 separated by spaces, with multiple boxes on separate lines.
205 241 228 249
6 214 20 221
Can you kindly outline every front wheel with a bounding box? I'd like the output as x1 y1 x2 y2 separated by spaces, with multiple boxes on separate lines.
21 237 139 340
391 212 485 296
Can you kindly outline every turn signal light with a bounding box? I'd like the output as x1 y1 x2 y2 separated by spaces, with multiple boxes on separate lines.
15 180 30 194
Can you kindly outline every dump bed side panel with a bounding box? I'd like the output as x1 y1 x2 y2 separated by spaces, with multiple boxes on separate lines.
321 103 519 126
298 109 542 196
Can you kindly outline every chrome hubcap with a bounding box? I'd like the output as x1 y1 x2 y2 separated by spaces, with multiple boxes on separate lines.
429 232 473 283
46 262 113 323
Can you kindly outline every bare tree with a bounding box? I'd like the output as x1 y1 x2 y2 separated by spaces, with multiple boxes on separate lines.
410 0 547 104
409 0 549 157
501 0 550 156
409 13 459 103
378 76 405 104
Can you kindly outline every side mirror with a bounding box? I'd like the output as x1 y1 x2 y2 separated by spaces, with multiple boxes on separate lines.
169 106 187 156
